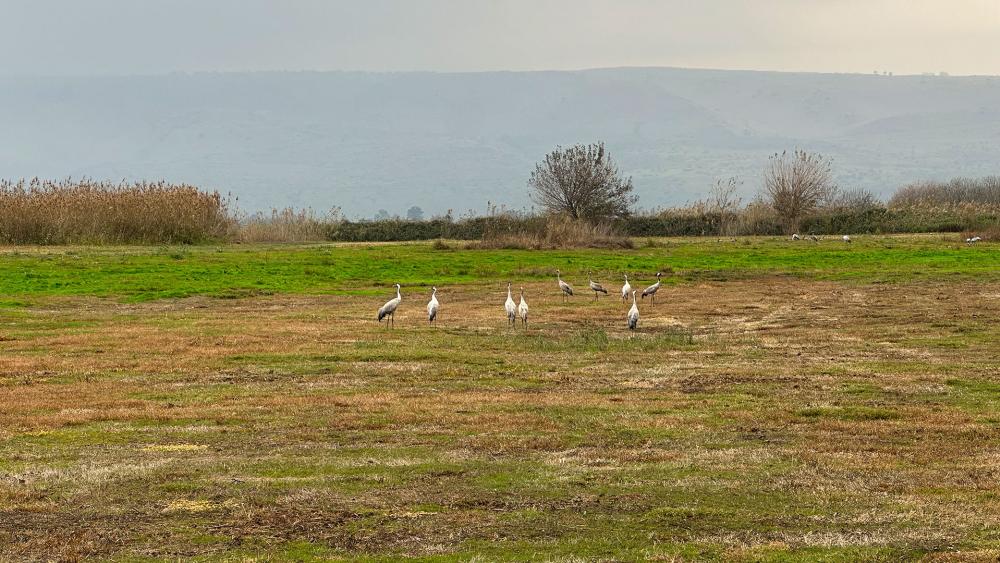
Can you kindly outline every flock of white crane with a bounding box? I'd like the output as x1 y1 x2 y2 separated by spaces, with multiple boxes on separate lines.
376 271 666 330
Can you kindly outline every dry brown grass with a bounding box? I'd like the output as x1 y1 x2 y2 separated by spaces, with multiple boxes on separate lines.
0 248 998 559
2 278 999 557
0 179 234 244
471 214 633 249
234 207 333 243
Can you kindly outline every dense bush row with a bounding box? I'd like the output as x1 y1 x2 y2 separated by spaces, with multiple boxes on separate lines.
325 216 550 242
323 206 997 242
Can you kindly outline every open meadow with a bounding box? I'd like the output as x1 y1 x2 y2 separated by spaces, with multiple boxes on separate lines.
1 234 999 561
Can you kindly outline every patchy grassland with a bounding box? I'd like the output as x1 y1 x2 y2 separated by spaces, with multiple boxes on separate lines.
0 235 998 561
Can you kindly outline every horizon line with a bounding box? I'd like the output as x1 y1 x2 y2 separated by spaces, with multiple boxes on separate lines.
3 64 999 80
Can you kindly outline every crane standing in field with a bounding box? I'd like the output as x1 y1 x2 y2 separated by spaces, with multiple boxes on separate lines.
627 290 640 330
427 286 439 324
588 272 608 301
518 287 529 327
641 272 663 305
505 282 517 327
843 235 852 243
556 269 574 301
620 274 632 304
377 283 402 328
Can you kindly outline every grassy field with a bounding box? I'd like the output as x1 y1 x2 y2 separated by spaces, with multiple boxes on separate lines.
1 234 998 560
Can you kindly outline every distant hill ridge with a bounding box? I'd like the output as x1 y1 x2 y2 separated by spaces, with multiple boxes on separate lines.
2 67 998 216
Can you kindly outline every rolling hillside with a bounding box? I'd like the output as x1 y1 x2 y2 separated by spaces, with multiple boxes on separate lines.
2 68 998 216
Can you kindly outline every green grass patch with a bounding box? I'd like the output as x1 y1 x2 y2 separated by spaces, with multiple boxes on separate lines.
0 236 996 301
945 379 1000 423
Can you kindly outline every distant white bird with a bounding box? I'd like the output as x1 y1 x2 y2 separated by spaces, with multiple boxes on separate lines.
791 233 801 241
843 235 852 243
556 269 574 301
588 272 608 300
966 236 982 243
518 287 529 327
620 274 632 303
641 272 663 305
627 290 640 330
427 286 439 324
377 283 402 328
504 282 517 326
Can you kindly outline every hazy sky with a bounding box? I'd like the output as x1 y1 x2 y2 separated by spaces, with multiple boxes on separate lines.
2 0 999 76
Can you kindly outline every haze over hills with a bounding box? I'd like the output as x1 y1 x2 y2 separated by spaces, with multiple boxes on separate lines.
2 67 999 217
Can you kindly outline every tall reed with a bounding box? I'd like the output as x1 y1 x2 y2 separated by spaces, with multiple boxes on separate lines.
0 179 234 245
469 214 633 250
234 207 335 243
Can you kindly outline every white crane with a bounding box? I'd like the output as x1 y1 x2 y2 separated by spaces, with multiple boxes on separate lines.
620 274 632 303
556 269 574 301
791 233 801 241
966 236 982 243
588 272 608 300
518 287 529 327
627 290 640 330
641 272 663 305
427 286 439 324
843 235 852 243
377 284 402 328
504 282 517 327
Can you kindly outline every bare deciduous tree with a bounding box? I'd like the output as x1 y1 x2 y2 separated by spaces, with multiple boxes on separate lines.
763 150 836 232
708 177 743 236
889 176 1000 208
826 188 879 211
528 143 636 222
